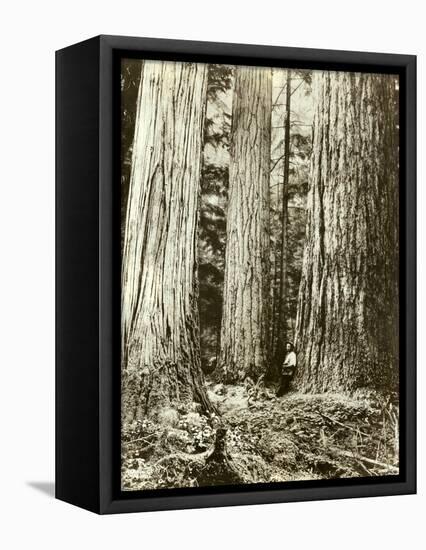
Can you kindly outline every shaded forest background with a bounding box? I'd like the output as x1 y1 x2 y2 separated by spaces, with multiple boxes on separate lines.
120 59 400 491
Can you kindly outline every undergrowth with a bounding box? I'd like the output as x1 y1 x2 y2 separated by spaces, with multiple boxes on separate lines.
121 382 399 491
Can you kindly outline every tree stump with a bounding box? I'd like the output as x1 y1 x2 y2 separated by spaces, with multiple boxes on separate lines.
197 427 243 486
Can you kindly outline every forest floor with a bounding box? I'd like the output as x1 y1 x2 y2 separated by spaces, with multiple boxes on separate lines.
122 381 399 491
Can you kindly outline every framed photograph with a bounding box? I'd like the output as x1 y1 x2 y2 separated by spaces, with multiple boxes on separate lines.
56 35 416 514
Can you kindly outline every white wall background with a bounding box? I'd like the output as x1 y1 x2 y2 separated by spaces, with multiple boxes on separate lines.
0 1 423 547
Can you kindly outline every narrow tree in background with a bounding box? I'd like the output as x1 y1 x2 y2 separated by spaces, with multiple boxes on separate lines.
121 61 212 426
295 71 399 392
268 70 312 370
220 66 272 382
275 70 292 362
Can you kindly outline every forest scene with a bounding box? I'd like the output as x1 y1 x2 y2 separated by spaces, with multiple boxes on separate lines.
120 58 400 491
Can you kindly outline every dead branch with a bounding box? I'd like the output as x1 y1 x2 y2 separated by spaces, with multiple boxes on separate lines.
123 433 158 446
337 449 398 472
318 412 371 438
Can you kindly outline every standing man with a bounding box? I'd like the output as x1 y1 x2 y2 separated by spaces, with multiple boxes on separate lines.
276 342 297 396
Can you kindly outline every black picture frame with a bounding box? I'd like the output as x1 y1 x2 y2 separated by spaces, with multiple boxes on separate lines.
56 35 416 514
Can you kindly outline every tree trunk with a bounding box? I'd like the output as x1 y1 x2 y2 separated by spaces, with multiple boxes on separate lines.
121 60 212 427
275 70 292 361
294 72 399 393
219 66 272 382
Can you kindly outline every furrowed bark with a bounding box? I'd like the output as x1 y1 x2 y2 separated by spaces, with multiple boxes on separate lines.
121 60 213 426
295 71 399 393
220 66 272 382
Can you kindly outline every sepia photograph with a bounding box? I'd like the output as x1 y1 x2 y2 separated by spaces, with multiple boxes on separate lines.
120 58 400 492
